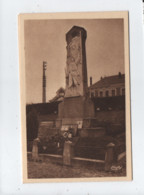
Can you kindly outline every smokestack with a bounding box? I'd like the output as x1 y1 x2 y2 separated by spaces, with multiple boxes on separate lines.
90 76 92 86
42 61 47 103
118 72 122 78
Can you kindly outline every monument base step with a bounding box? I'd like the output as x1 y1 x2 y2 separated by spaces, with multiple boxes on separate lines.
79 127 105 138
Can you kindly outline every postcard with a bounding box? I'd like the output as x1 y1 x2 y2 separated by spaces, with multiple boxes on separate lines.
19 11 132 183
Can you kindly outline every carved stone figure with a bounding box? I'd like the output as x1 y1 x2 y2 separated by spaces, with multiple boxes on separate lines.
66 59 80 88
65 35 82 97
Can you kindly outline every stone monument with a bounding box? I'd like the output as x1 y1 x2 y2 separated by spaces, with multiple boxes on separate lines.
58 26 95 128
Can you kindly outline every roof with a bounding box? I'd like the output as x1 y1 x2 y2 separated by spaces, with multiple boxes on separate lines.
89 74 125 89
49 87 65 103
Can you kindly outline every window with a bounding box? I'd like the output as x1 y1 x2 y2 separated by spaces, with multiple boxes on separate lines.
95 90 98 97
105 90 109 97
122 88 125 96
100 91 103 97
116 88 120 96
91 92 94 98
112 90 115 96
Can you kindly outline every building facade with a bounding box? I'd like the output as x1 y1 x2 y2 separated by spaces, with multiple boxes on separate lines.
89 72 125 98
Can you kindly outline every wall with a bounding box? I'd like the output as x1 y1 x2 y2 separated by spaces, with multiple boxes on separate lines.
95 110 125 124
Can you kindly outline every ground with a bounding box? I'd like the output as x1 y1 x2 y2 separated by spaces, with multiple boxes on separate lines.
28 158 126 179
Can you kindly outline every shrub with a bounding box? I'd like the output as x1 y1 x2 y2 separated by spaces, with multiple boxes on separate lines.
26 108 39 141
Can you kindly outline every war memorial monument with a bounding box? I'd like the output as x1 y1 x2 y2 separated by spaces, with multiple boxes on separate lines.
49 26 108 166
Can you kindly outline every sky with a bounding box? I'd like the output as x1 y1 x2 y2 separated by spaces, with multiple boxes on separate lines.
24 18 124 104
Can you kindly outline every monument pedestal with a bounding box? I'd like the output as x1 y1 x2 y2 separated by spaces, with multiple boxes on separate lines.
58 96 95 126
57 96 106 139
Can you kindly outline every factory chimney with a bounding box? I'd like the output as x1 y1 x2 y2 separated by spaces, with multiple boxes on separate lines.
90 76 92 86
42 61 47 103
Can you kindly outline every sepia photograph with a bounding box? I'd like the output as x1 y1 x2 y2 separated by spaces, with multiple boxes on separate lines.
19 12 132 182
